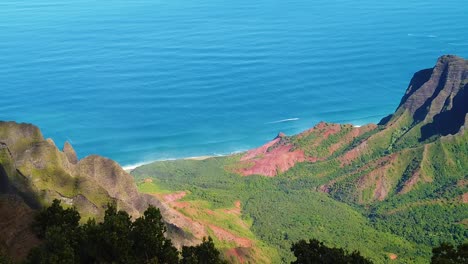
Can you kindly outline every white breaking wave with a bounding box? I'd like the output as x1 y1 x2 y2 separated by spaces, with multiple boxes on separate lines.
122 162 152 171
266 118 300 124
407 33 438 38
121 151 248 171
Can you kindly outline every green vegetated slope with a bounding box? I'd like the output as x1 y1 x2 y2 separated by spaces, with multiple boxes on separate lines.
133 157 428 263
133 56 468 263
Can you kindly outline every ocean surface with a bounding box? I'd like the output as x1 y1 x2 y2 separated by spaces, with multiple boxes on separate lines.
1 0 467 168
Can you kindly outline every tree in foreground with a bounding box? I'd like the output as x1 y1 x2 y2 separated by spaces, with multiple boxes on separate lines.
181 237 228 264
25 199 225 264
131 205 179 263
0 250 12 264
27 199 81 264
431 242 468 264
291 239 373 264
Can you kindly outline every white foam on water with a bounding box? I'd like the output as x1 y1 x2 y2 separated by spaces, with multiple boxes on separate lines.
266 118 300 124
121 150 249 172
407 33 438 38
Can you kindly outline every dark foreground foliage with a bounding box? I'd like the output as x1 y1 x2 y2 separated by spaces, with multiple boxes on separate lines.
25 200 225 264
0 250 12 264
11 199 468 264
431 242 468 264
290 239 468 264
290 239 373 264
181 237 227 264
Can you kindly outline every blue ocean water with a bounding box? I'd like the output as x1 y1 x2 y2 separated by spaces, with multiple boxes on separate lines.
0 0 467 168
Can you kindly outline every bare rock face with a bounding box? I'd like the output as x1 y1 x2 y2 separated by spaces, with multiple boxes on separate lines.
393 55 468 139
74 155 145 217
0 121 199 259
398 55 467 117
0 121 44 160
63 141 78 164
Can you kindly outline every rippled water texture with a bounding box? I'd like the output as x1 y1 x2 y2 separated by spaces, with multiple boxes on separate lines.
0 0 467 167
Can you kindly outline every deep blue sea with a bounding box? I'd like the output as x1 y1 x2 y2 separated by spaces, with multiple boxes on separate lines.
0 0 467 168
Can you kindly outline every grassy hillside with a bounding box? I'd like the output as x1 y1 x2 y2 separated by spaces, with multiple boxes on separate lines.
132 112 467 263
132 157 431 263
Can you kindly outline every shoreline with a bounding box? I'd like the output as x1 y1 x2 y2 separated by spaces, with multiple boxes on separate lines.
122 152 243 172
121 122 371 172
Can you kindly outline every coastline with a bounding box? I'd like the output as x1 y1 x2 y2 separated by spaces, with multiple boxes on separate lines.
121 122 370 173
122 153 241 172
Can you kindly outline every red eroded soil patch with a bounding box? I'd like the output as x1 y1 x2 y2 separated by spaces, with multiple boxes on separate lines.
172 201 190 209
163 191 186 203
373 174 389 201
238 145 306 177
237 134 306 177
152 199 207 240
225 247 250 264
339 140 368 166
328 124 377 155
297 122 341 140
461 193 468 203
321 123 342 138
209 225 252 248
319 154 396 194
457 179 468 187
398 170 420 194
150 192 207 240
154 192 254 251
241 138 281 161
357 154 399 202
225 200 242 215
205 209 215 215
295 123 342 153
389 253 398 260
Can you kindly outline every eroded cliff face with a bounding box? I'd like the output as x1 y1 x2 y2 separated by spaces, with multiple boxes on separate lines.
388 55 468 139
0 122 200 260
233 55 468 208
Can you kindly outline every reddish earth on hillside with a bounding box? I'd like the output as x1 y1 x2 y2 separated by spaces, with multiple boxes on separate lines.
236 134 307 177
236 122 379 177
225 247 251 264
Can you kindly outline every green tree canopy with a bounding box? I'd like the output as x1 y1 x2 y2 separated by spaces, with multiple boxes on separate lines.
25 199 225 264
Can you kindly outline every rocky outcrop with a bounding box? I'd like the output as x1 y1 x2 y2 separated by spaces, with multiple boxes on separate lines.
0 121 199 259
391 55 468 139
234 56 468 205
63 141 78 164
74 155 145 217
397 55 467 118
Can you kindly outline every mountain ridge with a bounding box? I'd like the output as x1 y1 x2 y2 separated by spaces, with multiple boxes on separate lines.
132 55 467 263
0 121 202 261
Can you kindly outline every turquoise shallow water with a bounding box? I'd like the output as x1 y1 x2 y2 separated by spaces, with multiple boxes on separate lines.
0 0 467 168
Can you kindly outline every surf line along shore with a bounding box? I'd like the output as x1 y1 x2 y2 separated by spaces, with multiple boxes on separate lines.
122 155 221 172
